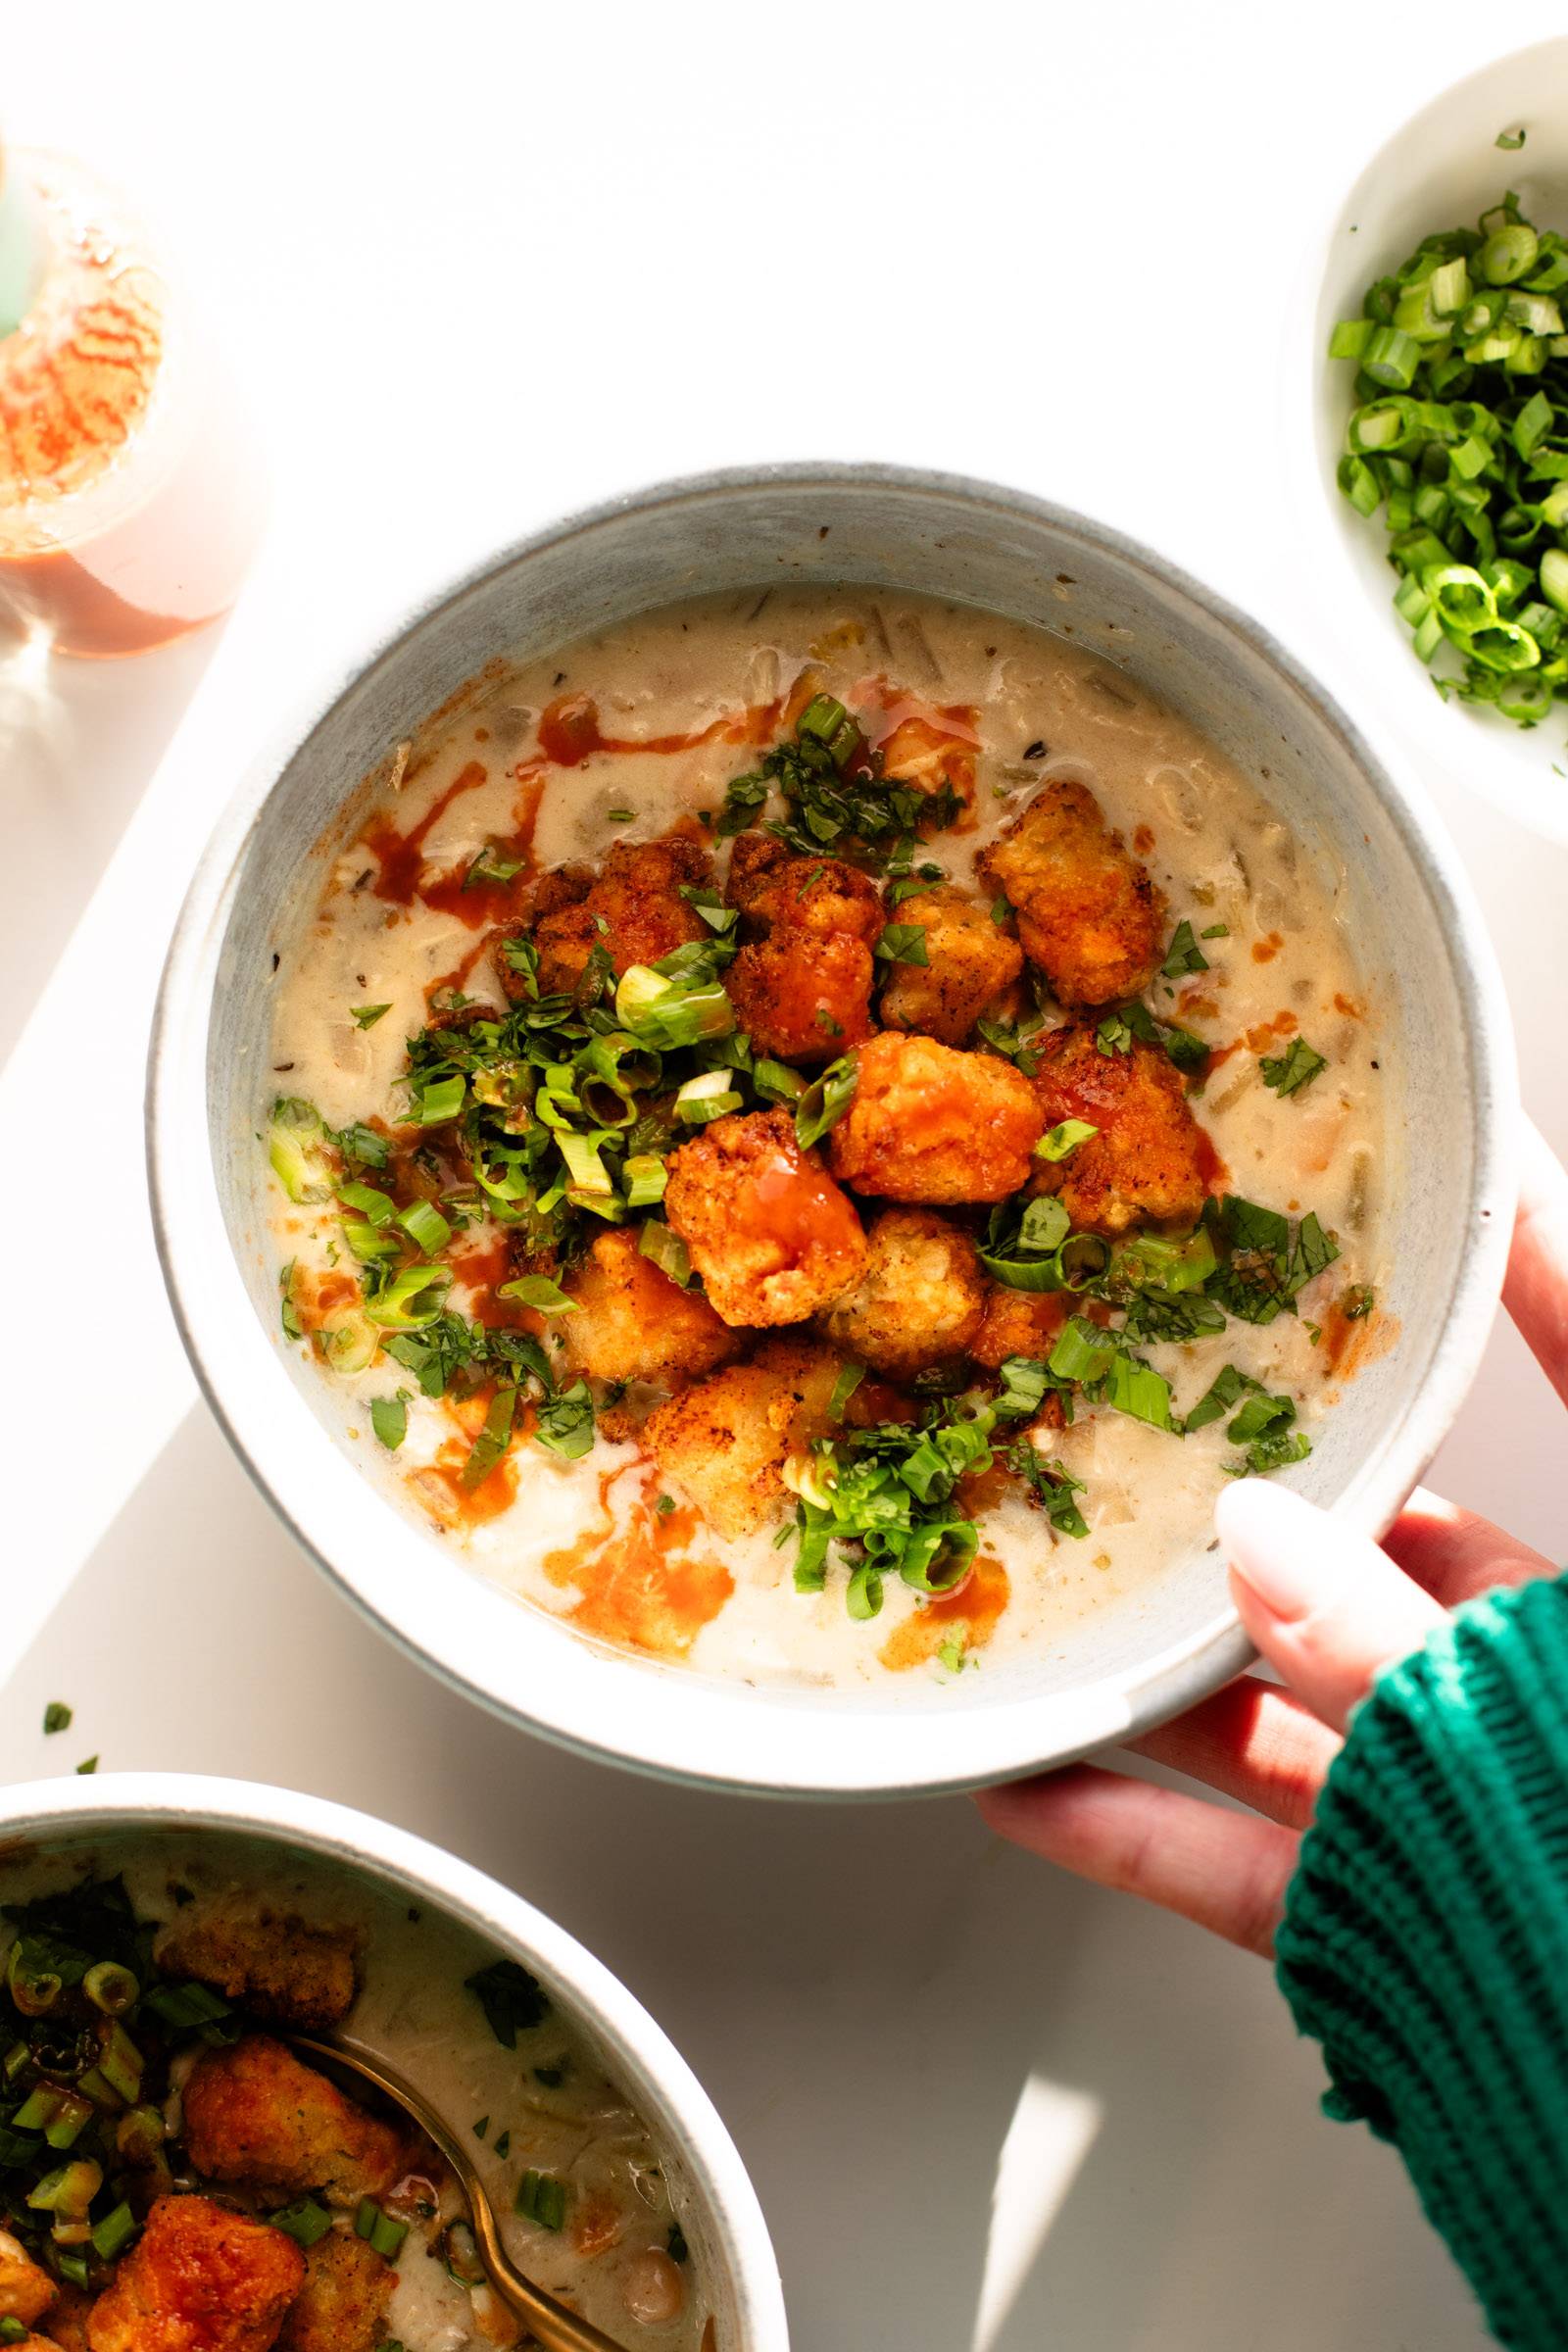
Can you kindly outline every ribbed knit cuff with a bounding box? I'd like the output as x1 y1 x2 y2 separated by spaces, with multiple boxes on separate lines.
1276 1572 1568 2352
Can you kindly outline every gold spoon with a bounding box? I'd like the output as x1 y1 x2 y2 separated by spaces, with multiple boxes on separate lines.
289 2031 631 2352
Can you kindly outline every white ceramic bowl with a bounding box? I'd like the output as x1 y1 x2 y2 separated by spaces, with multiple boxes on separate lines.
0 1774 787 2348
150 464 1517 1798
1297 36 1568 844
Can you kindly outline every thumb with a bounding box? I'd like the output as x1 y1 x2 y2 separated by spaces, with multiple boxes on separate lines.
1217 1480 1445 1734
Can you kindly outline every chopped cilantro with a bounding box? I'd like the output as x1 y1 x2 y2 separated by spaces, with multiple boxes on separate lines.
466 1957 549 2047
1260 1037 1328 1098
1161 920 1210 978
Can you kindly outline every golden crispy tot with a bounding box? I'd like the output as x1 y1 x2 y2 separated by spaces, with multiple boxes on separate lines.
153 1904 358 2034
1031 1021 1213 1235
664 1109 867 1327
828 1033 1043 1204
877 885 1025 1046
818 1210 986 1378
967 1283 1071 1371
644 1338 842 1540
556 1227 740 1388
180 2036 409 2209
516 837 712 996
33 2286 91 2352
976 777 1164 1007
85 2195 304 2352
0 2229 55 2327
274 2229 390 2352
723 834 882 945
726 933 875 1064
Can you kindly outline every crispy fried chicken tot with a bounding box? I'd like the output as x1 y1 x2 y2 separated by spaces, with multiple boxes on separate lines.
818 1210 985 1377
664 1108 867 1326
828 1033 1043 1203
877 885 1024 1045
516 837 711 997
644 1338 842 1539
556 1227 740 1388
976 777 1163 1006
968 1284 1070 1370
86 2195 304 2352
723 835 881 945
0 2229 54 2327
180 2036 409 2209
274 2230 390 2352
1031 1021 1212 1235
726 932 874 1063
152 1905 358 2034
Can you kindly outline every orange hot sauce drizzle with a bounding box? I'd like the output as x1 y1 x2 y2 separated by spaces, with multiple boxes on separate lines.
359 688 788 932
542 1472 732 1660
879 1555 1010 1673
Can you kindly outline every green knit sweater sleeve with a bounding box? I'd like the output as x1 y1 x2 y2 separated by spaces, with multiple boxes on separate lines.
1276 1571 1568 2352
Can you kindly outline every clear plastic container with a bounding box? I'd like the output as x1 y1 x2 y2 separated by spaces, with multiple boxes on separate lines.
0 148 263 657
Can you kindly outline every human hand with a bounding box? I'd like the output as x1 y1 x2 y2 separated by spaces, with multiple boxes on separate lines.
976 1119 1568 1957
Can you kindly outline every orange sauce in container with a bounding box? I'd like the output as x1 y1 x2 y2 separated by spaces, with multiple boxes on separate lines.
0 151 262 656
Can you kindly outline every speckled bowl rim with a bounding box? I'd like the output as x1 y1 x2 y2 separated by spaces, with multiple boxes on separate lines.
0 1774 789 2347
148 462 1518 1799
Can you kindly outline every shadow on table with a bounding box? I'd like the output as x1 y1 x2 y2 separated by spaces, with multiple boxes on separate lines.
3 1406 1486 2352
0 618 226 1063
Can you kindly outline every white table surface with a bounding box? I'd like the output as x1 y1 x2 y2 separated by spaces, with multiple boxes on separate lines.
5 6 1568 2345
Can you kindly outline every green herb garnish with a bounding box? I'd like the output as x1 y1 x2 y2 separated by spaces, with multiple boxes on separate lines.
1260 1037 1328 1098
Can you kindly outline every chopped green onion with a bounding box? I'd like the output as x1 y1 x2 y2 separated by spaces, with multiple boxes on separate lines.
318 1305 381 1376
1036 1118 1099 1161
515 2170 569 2230
27 2158 102 2218
270 2198 334 2249
606 808 633 824
84 1962 138 2016
497 1273 578 1314
614 962 735 1051
409 1074 466 1126
351 1003 392 1029
752 1057 807 1105
846 1561 884 1619
796 1052 858 1151
828 1363 865 1421
639 1221 693 1286
144 1980 232 2032
269 1099 335 1203
91 2202 137 2261
339 1181 397 1225
674 1070 743 1124
398 1199 452 1254
623 1152 668 1208
365 1264 452 1331
355 2198 410 2261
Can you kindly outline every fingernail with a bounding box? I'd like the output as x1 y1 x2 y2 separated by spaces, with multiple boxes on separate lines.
1216 1482 1341 1623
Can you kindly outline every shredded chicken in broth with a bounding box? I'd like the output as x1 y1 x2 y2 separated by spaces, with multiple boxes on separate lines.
265 588 1388 1690
0 1840 706 2350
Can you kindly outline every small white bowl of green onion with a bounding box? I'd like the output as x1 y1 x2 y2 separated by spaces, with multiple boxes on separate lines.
1303 36 1568 842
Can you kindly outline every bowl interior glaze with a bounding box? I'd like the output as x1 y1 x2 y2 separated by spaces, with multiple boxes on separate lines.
151 466 1515 1797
